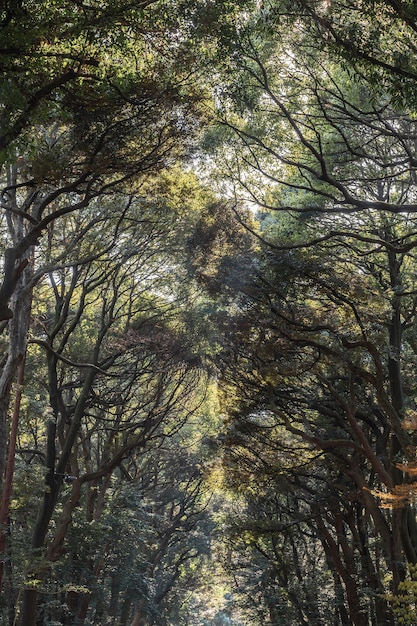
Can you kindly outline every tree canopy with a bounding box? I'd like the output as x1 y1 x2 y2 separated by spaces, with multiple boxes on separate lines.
2 1 417 625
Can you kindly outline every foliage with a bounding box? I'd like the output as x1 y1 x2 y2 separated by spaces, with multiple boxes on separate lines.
387 564 417 625
3 0 417 624
196 2 417 624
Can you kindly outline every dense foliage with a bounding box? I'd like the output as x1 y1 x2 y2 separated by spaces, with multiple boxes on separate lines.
2 1 417 625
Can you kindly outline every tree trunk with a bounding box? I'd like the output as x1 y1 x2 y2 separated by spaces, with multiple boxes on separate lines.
0 353 26 591
387 248 417 575
0 254 33 626
131 601 146 626
314 506 367 626
0 256 32 490
18 367 97 626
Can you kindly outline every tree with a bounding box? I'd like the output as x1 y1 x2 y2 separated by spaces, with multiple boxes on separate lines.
198 6 417 622
0 166 216 624
0 0 217 522
267 0 417 107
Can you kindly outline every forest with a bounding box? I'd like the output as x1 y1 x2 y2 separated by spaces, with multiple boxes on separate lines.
1 1 417 625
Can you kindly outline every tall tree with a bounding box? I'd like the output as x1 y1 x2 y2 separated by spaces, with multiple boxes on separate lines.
0 166 214 624
199 5 417 622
